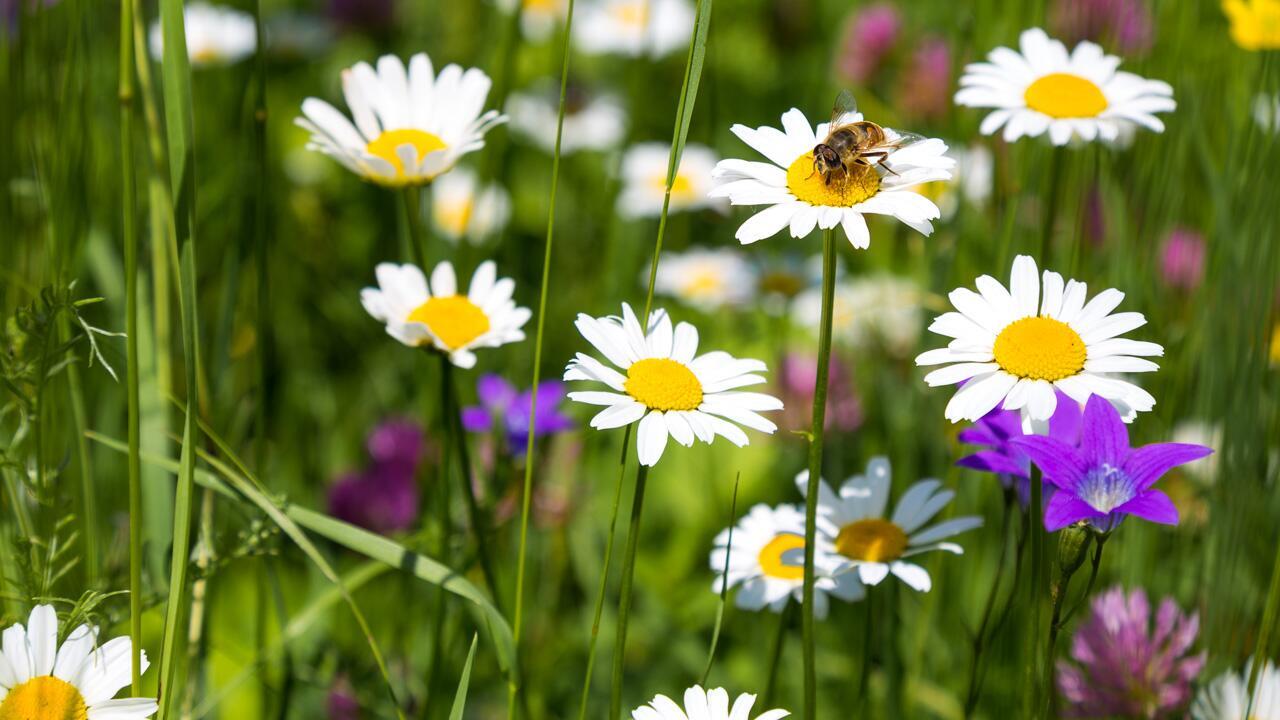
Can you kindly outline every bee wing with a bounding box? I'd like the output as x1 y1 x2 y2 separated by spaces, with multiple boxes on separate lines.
879 128 929 149
829 89 861 128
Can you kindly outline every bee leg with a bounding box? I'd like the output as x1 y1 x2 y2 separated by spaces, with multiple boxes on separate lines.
869 152 899 176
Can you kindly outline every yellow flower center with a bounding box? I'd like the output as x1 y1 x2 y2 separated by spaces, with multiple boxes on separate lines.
992 316 1087 381
757 534 805 580
624 358 703 411
191 46 221 64
835 518 908 563
651 172 697 202
681 270 723 299
524 0 559 9
406 295 491 350
437 198 476 238
1023 73 1109 119
786 152 881 207
366 128 448 180
611 0 648 27
0 676 89 720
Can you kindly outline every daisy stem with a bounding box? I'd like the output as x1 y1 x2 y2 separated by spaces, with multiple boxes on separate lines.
1027 467 1045 717
700 474 740 686
442 357 501 605
1044 532 1105 717
608 464 649 720
964 489 1015 716
762 602 792 709
511 0 575 716
575 426 632 720
402 187 429 269
250 0 269 475
1039 150 1064 262
802 227 838 720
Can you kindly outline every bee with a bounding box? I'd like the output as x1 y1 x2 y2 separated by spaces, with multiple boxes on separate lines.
811 90 924 185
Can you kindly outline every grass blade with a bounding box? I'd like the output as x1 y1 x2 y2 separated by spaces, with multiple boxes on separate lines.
449 635 480 720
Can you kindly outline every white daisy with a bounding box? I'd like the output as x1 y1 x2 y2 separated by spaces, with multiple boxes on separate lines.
573 0 694 59
631 686 789 720
361 261 531 369
296 53 506 187
1192 661 1280 720
710 503 863 619
148 1 256 67
619 143 725 218
0 604 157 719
652 247 758 311
431 167 511 244
792 273 922 356
494 0 569 42
913 143 994 219
915 254 1163 432
710 105 954 249
564 303 783 466
507 85 627 155
955 28 1176 146
800 458 982 592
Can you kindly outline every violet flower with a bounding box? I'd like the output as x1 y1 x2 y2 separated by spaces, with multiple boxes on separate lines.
1051 0 1154 56
1159 228 1207 291
462 374 574 455
957 389 1081 507
327 419 425 535
1057 585 1204 718
835 3 900 85
1011 395 1212 532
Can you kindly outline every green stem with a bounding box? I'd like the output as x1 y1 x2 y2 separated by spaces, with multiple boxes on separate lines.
1044 533 1104 717
762 602 791 710
964 490 1014 715
700 475 739 685
608 465 649 720
801 228 838 720
442 358 501 605
250 0 269 474
1027 467 1045 716
857 587 874 710
402 187 428 268
1248 523 1280 718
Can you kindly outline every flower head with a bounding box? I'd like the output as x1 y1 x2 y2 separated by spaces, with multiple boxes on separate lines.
710 503 863 618
431 167 511 243
148 2 256 67
507 83 626 154
1057 585 1204 719
462 375 574 454
563 303 783 466
834 3 901 85
1011 395 1213 531
329 419 425 535
361 261 531 368
1223 0 1280 50
573 0 694 58
1192 660 1280 719
917 254 1163 432
652 247 758 311
800 458 982 592
711 105 953 249
0 604 158 719
899 36 953 122
631 686 789 720
958 388 1082 506
1051 0 1154 55
1159 228 1206 291
776 352 863 433
297 53 506 187
619 143 724 218
955 28 1175 145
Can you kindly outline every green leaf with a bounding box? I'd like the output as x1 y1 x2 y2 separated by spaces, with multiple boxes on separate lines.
449 634 479 720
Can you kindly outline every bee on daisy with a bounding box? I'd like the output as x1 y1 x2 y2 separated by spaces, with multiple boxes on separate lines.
916 254 1163 433
573 0 695 59
148 1 256 67
361 260 530 368
0 604 158 719
296 53 506 187
710 93 954 249
955 28 1175 145
563 303 783 466
618 143 725 219
800 458 982 592
631 686 789 720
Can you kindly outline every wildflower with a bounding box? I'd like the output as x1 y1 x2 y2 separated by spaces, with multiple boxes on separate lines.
1192 661 1280 719
327 676 360 720
710 503 863 618
834 3 900 85
619 143 724 218
1011 395 1213 531
899 36 952 122
148 2 256 67
1159 228 1207 291
1050 0 1154 56
0 604 158 719
573 0 694 58
564 303 783 466
711 105 953 249
917 254 1163 431
801 458 982 592
631 686 789 720
507 84 627 155
955 28 1175 145
793 273 923 355
1223 0 1280 50
1057 585 1204 719
431 167 511 244
652 247 758 311
461 374 574 454
776 352 863 433
328 420 424 534
361 261 531 368
957 388 1082 507
296 53 506 187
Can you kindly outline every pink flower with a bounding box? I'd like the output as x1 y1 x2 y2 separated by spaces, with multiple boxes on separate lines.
1051 0 1154 56
835 3 900 85
1159 228 1206 291
900 36 952 121
777 352 863 433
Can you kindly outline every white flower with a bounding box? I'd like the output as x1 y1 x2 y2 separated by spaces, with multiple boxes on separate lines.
1192 661 1280 720
913 143 994 219
148 1 256 67
792 273 922 355
1171 421 1221 484
494 0 569 42
1255 93 1280 134
710 503 863 619
631 686 789 720
507 86 627 154
0 604 157 719
955 28 1176 146
361 261 530 368
710 107 954 249
296 53 506 187
652 247 757 311
564 303 783 466
619 143 725 218
915 254 1163 432
431 167 511 243
800 458 982 593
574 0 694 58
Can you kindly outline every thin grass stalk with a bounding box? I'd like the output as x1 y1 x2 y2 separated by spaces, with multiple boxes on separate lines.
118 0 143 694
510 1 576 716
1247 530 1280 718
800 227 837 720
700 475 739 685
964 490 1015 715
762 602 791 709
442 358 501 604
608 465 649 720
250 0 268 473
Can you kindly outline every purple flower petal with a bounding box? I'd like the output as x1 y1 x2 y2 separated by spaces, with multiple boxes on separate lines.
1010 435 1090 490
1123 442 1214 490
476 374 518 411
1080 394 1129 467
1044 490 1103 531
956 449 1027 477
1047 390 1083 444
1115 490 1179 526
461 405 493 434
